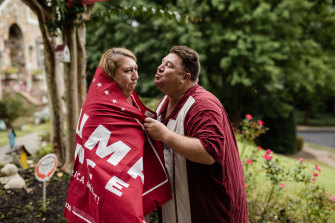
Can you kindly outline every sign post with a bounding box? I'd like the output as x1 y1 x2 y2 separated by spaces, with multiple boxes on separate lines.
35 153 58 212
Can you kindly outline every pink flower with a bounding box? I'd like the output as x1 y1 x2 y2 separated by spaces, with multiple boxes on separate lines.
315 164 321 172
280 183 285 189
257 120 264 126
312 178 316 182
258 146 263 151
313 172 318 177
264 154 273 161
245 184 248 188
299 158 304 163
246 159 252 164
245 114 253 120
330 194 335 201
266 149 273 154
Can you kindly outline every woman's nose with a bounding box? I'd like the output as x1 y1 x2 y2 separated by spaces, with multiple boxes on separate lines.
133 70 139 80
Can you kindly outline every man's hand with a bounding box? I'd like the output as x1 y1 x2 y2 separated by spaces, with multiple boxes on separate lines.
144 117 170 142
144 117 215 165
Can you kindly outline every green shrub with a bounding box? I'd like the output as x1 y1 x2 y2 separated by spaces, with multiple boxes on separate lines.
241 145 335 222
0 99 24 128
259 109 297 154
296 136 304 152
37 143 52 158
5 67 18 75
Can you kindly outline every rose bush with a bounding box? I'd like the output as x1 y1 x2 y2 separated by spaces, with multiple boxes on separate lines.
238 115 335 222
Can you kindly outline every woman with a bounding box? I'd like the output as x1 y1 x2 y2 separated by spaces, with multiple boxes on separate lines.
98 48 138 104
64 48 171 223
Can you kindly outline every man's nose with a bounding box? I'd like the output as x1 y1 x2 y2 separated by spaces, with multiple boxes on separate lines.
157 64 164 72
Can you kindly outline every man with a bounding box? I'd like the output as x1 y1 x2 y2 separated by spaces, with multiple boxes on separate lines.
144 46 248 223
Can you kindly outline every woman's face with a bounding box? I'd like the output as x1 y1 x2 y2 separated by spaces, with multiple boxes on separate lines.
113 56 138 98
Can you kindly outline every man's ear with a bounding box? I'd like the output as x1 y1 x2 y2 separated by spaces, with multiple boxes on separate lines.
180 72 191 84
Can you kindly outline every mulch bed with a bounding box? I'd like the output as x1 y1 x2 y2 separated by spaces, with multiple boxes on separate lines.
0 167 70 223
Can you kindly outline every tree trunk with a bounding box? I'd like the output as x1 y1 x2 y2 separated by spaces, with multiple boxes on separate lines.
44 40 66 165
22 0 66 165
76 25 87 109
62 25 80 172
304 102 311 126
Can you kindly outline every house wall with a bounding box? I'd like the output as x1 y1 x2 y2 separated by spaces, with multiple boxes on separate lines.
0 0 43 82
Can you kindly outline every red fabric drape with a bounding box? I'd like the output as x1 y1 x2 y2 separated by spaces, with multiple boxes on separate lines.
64 67 171 223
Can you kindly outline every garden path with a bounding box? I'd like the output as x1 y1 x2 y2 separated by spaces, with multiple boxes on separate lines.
0 132 39 165
287 145 335 168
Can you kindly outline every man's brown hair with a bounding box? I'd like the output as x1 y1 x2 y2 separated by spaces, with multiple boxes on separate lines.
170 46 200 82
99 48 136 79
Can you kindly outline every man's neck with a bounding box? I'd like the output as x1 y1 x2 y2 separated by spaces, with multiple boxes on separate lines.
166 83 196 118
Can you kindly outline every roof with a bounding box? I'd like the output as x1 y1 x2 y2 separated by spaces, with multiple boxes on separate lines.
56 44 68 51
6 145 32 156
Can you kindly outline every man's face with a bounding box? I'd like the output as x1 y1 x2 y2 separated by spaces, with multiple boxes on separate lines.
155 53 185 93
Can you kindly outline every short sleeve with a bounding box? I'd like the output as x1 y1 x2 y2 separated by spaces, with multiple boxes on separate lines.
184 101 225 164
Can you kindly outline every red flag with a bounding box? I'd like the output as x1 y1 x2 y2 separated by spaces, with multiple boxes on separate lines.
64 67 171 223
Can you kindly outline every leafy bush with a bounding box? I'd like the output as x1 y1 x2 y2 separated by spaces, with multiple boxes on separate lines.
0 99 24 128
296 136 304 152
259 109 297 154
239 114 335 222
241 145 335 222
5 67 18 75
236 114 268 156
37 143 52 158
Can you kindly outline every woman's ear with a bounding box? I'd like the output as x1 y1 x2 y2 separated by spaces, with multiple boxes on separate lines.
180 72 191 84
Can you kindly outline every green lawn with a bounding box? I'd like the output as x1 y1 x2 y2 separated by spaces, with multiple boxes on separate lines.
0 122 49 147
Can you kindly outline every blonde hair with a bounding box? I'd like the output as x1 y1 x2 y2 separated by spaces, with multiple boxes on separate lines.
99 48 136 79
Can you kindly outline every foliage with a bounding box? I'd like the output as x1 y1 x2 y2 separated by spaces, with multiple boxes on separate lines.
32 69 42 75
37 143 53 159
86 0 335 127
236 114 268 156
239 120 335 222
242 145 335 222
86 0 193 97
4 67 18 75
259 109 297 154
295 110 335 126
296 136 304 152
140 97 160 111
0 99 24 128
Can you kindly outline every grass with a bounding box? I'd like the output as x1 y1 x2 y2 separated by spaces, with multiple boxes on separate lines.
239 142 335 221
305 142 335 154
0 122 49 147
